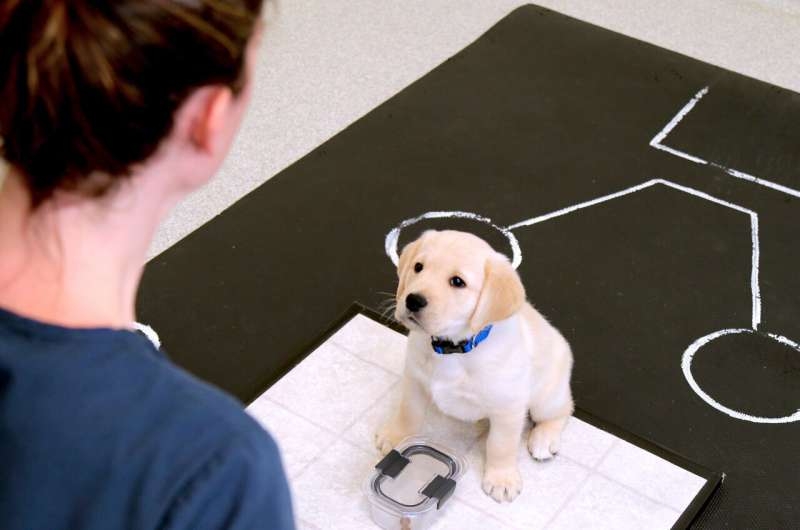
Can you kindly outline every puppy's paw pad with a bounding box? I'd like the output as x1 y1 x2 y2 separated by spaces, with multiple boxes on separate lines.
481 467 522 503
528 427 561 461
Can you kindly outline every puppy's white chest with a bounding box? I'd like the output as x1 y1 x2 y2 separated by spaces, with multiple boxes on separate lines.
429 361 487 422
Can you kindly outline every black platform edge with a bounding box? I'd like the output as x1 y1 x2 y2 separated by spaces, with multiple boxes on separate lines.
242 301 404 405
246 301 722 528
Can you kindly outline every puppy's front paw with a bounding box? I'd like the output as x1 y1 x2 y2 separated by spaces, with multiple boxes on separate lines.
374 422 409 455
482 466 522 503
527 423 562 461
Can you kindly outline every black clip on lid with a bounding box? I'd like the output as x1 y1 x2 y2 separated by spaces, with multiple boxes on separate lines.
421 475 456 509
375 450 456 510
375 449 410 478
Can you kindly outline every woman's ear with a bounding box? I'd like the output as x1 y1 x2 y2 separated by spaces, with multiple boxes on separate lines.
187 86 234 153
469 256 526 333
166 84 239 193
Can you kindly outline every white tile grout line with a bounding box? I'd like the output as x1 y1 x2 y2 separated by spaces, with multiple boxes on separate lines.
555 436 691 518
446 494 518 530
590 437 699 512
335 376 404 446
256 397 340 478
591 467 687 516
540 439 621 530
590 438 619 471
537 469 592 529
263 348 400 437
649 86 800 199
265 377 403 480
584 437 685 513
329 337 405 378
448 434 594 529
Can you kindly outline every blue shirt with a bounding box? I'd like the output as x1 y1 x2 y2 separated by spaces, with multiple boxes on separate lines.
0 307 295 530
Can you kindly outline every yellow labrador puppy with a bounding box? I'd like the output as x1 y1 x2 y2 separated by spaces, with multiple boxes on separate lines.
376 230 574 503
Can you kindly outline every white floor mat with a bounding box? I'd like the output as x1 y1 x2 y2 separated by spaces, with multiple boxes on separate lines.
246 310 717 530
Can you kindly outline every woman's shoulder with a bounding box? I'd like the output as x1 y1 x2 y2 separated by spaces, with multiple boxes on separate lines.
0 321 293 529
0 320 292 529
115 329 277 451
0 318 279 469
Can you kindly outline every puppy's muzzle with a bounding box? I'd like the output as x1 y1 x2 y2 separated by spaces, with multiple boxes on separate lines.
405 293 427 313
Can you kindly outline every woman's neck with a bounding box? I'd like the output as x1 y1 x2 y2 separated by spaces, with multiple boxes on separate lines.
0 169 170 329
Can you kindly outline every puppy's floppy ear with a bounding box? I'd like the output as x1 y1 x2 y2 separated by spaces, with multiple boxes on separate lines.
396 237 423 296
469 256 526 333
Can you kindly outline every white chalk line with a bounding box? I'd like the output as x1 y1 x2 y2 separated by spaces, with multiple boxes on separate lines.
133 322 161 349
504 177 782 422
651 143 707 165
650 86 800 199
385 177 789 422
750 215 762 330
385 210 522 269
508 179 661 229
681 328 800 424
721 166 800 199
508 178 761 330
649 86 709 164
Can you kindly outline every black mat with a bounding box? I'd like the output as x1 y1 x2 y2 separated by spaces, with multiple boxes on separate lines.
138 5 800 528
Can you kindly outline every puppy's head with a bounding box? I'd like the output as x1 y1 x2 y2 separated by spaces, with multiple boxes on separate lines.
395 230 526 340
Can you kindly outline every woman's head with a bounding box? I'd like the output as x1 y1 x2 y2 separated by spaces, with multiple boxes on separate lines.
0 0 264 207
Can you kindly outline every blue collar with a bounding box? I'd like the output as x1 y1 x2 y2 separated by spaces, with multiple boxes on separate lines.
431 325 493 354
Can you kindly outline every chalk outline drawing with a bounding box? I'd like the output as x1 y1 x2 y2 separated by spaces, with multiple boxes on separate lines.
386 91 800 423
682 328 800 423
650 86 800 199
386 178 762 327
385 211 522 269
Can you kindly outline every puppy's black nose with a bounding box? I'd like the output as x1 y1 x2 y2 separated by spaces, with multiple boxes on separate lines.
405 293 427 313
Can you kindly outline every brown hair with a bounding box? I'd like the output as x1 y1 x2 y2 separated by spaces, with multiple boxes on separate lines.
0 0 263 206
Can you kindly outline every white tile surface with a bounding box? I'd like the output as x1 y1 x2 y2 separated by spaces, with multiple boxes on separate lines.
246 395 336 477
329 313 408 376
597 438 707 511
430 499 508 530
455 441 590 530
292 440 378 530
342 381 403 452
547 474 682 530
251 314 711 530
265 340 399 433
558 417 617 469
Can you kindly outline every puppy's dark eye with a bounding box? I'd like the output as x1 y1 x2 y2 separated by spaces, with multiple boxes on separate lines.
414 262 423 273
449 276 466 288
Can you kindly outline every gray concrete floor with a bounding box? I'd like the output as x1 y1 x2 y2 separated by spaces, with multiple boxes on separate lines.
149 0 800 257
